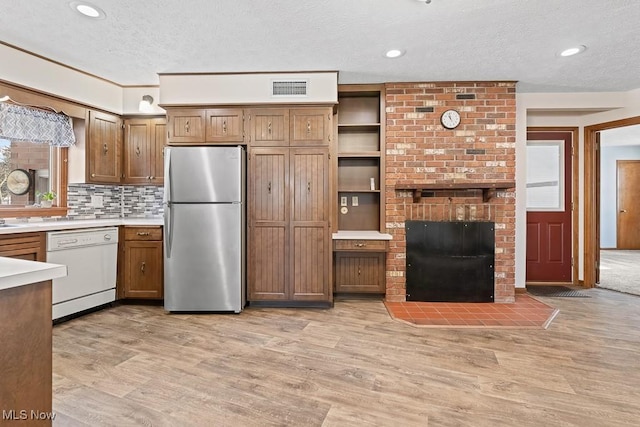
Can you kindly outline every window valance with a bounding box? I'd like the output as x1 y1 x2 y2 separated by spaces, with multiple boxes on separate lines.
0 103 76 147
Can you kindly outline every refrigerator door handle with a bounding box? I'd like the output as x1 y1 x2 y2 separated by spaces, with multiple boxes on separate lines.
165 203 175 258
164 148 174 258
163 147 172 205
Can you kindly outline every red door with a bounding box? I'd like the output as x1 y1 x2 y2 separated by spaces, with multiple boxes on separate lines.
526 131 573 282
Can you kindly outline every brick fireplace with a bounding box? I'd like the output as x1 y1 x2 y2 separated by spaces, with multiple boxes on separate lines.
384 82 516 303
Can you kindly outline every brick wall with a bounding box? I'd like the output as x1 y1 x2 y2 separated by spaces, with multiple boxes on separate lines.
384 82 516 303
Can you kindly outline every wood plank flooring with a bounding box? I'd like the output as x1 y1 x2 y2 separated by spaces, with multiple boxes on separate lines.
52 289 640 426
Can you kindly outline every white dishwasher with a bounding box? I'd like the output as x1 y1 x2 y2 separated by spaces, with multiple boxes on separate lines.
47 227 118 320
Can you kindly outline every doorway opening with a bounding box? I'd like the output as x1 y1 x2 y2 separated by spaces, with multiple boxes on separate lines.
585 117 640 293
594 125 640 296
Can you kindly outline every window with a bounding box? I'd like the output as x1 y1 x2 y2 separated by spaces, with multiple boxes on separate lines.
526 140 564 211
0 139 67 217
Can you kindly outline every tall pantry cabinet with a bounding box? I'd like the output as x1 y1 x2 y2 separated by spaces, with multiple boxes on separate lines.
248 107 333 305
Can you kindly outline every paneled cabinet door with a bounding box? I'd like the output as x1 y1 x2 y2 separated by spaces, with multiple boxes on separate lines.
334 252 385 293
290 148 331 301
248 148 289 301
206 109 244 143
167 109 206 143
290 108 332 146
150 119 167 185
248 108 289 146
87 111 122 183
124 241 163 299
123 118 166 184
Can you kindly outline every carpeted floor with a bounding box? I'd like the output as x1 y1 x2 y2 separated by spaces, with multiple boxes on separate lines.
598 250 640 296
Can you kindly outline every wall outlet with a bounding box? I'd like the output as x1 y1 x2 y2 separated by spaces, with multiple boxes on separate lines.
90 195 104 208
340 196 348 207
352 196 359 207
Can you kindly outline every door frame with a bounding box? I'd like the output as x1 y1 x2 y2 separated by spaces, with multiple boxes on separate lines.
584 116 640 287
527 127 579 285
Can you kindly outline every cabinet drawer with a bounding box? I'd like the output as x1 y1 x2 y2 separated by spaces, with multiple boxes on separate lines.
124 227 162 241
334 239 387 252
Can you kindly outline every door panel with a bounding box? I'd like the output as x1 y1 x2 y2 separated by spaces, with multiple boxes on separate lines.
292 226 329 300
124 119 151 183
151 119 166 184
250 226 287 300
248 148 290 300
249 109 289 146
291 149 329 222
526 131 573 282
166 146 243 203
164 203 242 311
290 108 331 146
251 149 288 222
617 160 640 248
206 109 244 143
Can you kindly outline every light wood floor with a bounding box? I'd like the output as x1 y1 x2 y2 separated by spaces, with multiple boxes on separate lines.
52 289 640 426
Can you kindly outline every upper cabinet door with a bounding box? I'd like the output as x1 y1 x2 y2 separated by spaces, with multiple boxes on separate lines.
205 109 244 143
87 111 122 183
290 108 332 146
167 109 206 143
150 118 166 185
123 118 152 184
248 108 289 146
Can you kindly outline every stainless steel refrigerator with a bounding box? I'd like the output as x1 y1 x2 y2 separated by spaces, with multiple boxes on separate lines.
163 146 245 312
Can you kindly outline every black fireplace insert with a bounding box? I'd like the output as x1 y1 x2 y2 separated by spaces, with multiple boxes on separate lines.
406 221 495 302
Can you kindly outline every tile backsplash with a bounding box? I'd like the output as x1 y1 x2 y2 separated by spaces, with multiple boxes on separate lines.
67 184 163 219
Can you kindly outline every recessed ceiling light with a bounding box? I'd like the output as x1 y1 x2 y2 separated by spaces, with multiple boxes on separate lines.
69 1 106 19
559 45 586 57
385 49 406 58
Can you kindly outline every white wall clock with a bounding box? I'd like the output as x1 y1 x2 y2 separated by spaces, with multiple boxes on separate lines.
441 109 461 129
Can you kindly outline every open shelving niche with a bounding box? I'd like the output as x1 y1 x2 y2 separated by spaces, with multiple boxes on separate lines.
336 86 385 233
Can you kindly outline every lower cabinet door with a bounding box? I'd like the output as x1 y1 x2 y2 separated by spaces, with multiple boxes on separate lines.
124 241 163 299
335 252 385 293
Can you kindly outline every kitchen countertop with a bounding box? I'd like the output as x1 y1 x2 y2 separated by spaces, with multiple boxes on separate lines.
332 230 393 240
0 257 67 291
0 218 163 235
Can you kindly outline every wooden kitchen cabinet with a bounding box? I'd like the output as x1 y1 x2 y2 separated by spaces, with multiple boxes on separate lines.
87 110 123 183
120 226 163 299
248 134 332 305
290 108 332 146
206 108 244 143
0 232 46 261
166 109 206 143
123 117 166 184
167 108 245 144
247 108 289 146
334 239 387 293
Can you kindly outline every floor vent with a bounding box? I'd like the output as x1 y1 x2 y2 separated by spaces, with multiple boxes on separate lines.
272 80 308 96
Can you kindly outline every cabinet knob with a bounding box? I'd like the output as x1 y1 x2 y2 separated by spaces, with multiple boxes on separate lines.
140 261 146 274
620 209 628 213
355 243 366 247
103 143 108 155
222 120 227 134
185 120 190 133
91 173 95 178
137 232 151 236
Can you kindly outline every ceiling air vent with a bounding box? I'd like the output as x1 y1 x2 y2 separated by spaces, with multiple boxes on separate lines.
272 80 308 97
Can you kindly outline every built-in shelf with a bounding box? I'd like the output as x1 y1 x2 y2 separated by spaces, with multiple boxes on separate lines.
338 189 381 193
395 181 516 203
338 152 381 158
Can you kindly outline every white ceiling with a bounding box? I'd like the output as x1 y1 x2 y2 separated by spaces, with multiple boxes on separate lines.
1 0 639 92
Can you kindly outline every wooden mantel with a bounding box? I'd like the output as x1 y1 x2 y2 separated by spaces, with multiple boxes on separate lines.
395 181 516 203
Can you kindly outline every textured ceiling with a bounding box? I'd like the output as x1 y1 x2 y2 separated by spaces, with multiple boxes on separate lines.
1 0 639 92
